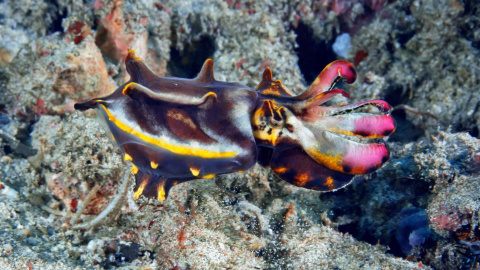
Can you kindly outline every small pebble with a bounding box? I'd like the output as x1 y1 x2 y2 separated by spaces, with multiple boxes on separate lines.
1 156 12 163
1 244 13 256
24 237 41 246
0 182 19 199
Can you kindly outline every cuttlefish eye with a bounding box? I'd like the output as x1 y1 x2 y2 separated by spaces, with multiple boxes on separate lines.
252 100 287 146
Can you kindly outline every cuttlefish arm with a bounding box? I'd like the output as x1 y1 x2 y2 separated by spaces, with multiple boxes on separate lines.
253 59 395 190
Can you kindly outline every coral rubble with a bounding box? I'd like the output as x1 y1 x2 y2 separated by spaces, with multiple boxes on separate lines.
0 0 478 268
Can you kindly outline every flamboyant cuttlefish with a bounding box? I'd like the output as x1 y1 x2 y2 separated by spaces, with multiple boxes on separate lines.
75 50 395 201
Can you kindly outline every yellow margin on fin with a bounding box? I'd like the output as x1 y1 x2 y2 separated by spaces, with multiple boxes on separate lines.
134 178 149 200
323 176 335 190
190 167 200 176
157 182 166 202
151 161 159 169
127 49 142 61
124 153 132 161
204 91 217 100
131 164 139 174
122 82 136 95
273 166 288 174
307 148 344 173
121 82 217 105
99 104 236 158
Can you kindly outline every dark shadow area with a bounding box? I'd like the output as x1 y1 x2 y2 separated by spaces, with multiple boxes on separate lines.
452 119 479 138
320 175 433 257
383 83 424 142
0 93 37 158
384 83 409 107
292 22 336 85
459 1 480 50
469 126 479 137
168 35 216 78
396 27 416 47
389 110 425 142
46 0 67 35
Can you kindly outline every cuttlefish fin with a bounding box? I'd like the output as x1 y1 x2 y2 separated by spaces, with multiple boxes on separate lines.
133 171 180 202
270 147 354 191
122 82 217 105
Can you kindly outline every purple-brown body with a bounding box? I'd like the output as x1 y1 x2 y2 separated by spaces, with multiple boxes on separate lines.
75 50 395 201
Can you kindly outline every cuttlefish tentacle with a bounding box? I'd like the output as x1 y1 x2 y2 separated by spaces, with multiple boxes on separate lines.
309 100 393 116
262 109 391 175
304 113 396 138
295 60 357 100
290 89 351 112
303 131 390 175
252 58 394 186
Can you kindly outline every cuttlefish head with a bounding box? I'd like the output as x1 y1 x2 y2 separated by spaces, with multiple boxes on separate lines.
252 60 396 191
